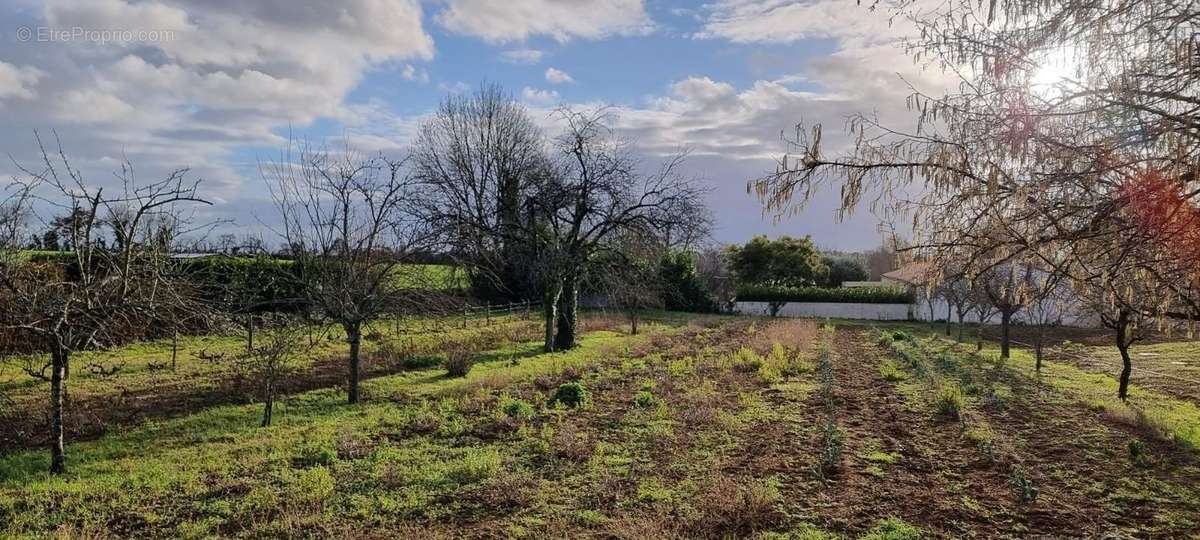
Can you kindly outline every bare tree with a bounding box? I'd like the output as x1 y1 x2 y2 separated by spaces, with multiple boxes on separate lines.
416 97 709 352
0 133 209 474
592 233 668 335
967 282 999 353
695 246 736 313
535 107 710 350
234 317 303 427
978 264 1026 359
264 143 433 404
411 84 546 301
941 269 972 342
1020 269 1074 371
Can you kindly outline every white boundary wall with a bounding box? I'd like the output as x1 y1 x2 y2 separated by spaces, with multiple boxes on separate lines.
734 299 1100 327
734 301 912 320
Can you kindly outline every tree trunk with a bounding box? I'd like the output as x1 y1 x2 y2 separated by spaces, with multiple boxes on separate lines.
346 323 362 404
630 309 639 335
261 379 274 427
945 304 952 336
554 274 579 351
956 309 965 342
1035 325 1045 371
49 347 68 475
1115 311 1133 400
976 314 985 352
246 313 254 352
171 331 179 371
543 280 562 352
1000 311 1012 359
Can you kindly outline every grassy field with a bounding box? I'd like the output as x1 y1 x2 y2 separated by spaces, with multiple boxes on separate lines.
2 314 1200 538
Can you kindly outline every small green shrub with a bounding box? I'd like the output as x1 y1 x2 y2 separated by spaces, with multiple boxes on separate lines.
878 359 908 382
283 466 335 509
935 385 964 420
292 443 336 469
860 517 923 540
891 330 912 342
1127 439 1152 468
401 354 443 370
732 347 763 372
444 350 473 377
501 398 534 420
816 419 843 479
449 449 502 484
1009 466 1039 503
551 382 590 409
634 390 658 408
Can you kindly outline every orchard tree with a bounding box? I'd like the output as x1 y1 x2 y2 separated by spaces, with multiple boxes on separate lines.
0 134 209 474
536 108 709 350
748 0 1200 397
411 84 546 301
265 143 434 404
1020 269 1074 371
940 269 971 340
235 317 304 427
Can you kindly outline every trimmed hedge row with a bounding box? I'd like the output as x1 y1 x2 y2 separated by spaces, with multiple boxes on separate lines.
20 252 465 311
735 284 914 304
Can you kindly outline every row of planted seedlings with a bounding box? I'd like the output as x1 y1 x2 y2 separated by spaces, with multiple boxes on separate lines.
814 324 843 480
875 328 1040 503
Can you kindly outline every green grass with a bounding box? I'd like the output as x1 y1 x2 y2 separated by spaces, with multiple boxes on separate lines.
0 320 697 537
862 320 1200 453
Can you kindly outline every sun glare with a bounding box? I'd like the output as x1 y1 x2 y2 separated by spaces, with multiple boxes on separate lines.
1029 45 1082 98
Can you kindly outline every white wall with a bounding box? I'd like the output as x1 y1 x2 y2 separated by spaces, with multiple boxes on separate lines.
911 297 1100 328
734 301 912 320
734 298 1100 327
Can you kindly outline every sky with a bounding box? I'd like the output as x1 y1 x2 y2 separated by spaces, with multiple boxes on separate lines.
0 0 954 251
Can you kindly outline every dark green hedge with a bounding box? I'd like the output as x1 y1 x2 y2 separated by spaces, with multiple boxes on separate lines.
736 285 913 304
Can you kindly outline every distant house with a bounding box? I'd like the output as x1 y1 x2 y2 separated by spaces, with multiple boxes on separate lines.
880 262 934 288
842 280 886 288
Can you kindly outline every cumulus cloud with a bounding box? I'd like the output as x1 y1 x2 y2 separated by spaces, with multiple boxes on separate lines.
499 48 545 64
0 62 44 101
437 0 653 43
521 87 561 107
544 67 574 84
695 0 909 45
0 0 433 211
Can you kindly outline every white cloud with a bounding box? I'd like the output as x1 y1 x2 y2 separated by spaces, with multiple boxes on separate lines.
400 64 429 83
521 87 561 107
499 48 545 64
0 0 434 209
544 67 574 84
694 0 909 45
437 0 653 43
438 81 472 94
0 62 44 101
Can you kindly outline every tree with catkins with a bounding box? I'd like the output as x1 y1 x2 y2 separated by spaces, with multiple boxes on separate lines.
747 0 1200 397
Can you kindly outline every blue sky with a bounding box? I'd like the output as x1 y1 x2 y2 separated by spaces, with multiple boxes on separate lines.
0 0 949 250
